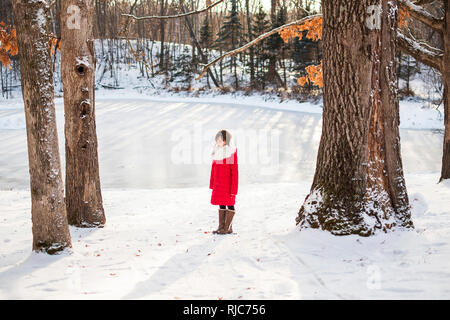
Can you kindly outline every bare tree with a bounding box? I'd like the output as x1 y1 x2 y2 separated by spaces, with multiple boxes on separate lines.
60 0 106 227
265 0 283 86
12 0 72 253
397 0 448 182
159 0 167 74
245 0 255 87
122 0 226 21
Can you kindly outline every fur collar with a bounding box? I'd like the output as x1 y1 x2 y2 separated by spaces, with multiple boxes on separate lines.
211 144 237 161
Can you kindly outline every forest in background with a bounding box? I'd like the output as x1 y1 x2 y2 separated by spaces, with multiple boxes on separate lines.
0 0 443 104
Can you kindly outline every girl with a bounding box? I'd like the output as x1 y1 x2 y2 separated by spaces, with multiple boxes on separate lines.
209 130 238 234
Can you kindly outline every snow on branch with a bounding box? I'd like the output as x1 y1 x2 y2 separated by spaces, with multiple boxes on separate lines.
397 31 443 71
196 13 323 80
120 0 139 35
120 0 156 80
408 30 443 55
399 0 444 32
122 0 226 21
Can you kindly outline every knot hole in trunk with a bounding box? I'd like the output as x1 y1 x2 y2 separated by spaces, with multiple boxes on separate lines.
76 65 85 76
80 100 91 118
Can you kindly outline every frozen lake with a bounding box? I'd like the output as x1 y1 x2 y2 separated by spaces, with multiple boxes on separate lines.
0 98 444 190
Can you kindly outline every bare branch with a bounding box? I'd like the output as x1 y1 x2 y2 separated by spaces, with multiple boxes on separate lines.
413 0 438 5
397 30 443 71
49 0 57 9
120 0 139 36
122 0 226 21
120 0 156 76
406 28 443 54
400 0 444 32
196 14 323 80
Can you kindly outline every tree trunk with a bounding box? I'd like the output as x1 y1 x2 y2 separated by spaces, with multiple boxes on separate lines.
159 0 166 73
12 0 72 253
266 0 281 86
245 0 255 87
440 1 450 182
60 0 106 227
296 0 413 236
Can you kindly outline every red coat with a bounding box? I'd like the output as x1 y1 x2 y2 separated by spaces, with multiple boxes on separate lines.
209 147 238 206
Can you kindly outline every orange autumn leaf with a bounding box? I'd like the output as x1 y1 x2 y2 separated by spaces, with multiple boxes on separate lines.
9 31 18 56
297 62 323 88
280 10 407 42
49 36 61 56
279 16 323 43
0 22 18 68
0 52 12 68
1 22 60 66
3 42 11 52
398 7 410 28
305 62 323 88
297 76 308 86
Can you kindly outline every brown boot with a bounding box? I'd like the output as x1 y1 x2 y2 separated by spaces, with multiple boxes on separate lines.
227 209 235 234
212 209 227 234
218 209 235 234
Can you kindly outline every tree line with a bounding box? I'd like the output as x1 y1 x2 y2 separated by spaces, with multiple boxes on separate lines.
1 0 443 97
2 0 324 96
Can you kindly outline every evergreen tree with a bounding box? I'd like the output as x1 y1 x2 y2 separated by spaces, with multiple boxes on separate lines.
244 0 255 88
289 7 321 92
277 6 289 88
398 54 419 96
174 46 196 87
200 15 213 49
215 0 243 89
252 5 270 89
291 32 322 91
200 15 214 89
265 5 286 87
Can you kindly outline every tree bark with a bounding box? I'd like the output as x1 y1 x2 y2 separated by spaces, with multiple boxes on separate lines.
159 0 167 73
296 0 413 236
245 0 255 87
60 0 106 227
266 0 282 86
12 0 72 253
440 0 450 181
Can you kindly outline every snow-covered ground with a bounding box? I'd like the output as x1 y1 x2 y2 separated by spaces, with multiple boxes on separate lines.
0 94 449 299
0 175 449 299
